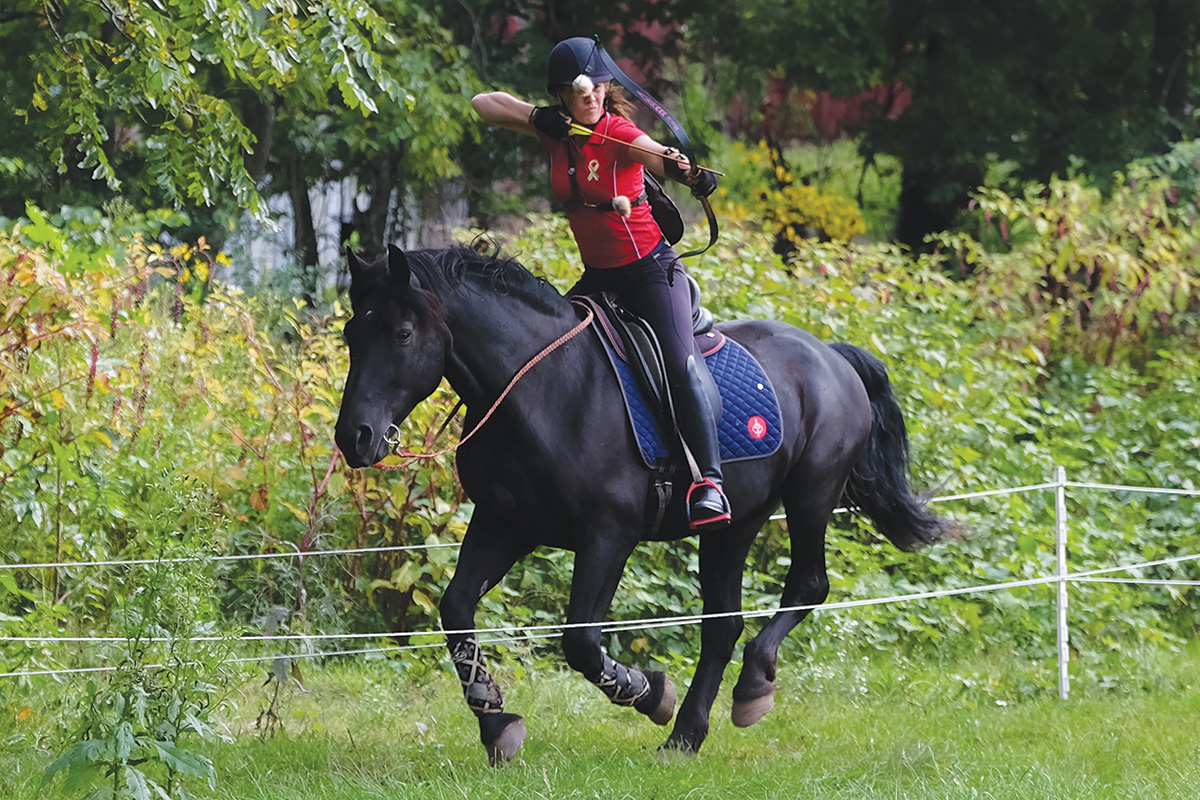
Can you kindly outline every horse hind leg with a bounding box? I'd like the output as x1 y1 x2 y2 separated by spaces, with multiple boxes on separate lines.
663 516 762 754
731 472 842 728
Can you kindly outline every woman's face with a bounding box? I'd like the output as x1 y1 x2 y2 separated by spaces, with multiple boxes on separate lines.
560 81 608 126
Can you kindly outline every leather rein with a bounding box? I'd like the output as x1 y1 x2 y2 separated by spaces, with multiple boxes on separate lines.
371 305 595 469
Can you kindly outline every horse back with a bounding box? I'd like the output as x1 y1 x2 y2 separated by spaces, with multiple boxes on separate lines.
717 318 873 478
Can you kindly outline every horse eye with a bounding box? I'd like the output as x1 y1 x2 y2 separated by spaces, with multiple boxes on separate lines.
395 327 413 345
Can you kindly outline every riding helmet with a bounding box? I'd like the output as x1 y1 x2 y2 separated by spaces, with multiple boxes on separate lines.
546 37 613 93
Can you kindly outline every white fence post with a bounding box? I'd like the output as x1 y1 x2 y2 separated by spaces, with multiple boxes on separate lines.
1055 465 1070 700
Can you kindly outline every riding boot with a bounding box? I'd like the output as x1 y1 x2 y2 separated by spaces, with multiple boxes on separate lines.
675 355 731 530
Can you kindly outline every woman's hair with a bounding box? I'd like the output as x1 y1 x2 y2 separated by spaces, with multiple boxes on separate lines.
555 83 636 120
604 84 636 120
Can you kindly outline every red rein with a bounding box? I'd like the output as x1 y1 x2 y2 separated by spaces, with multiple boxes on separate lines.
370 306 594 470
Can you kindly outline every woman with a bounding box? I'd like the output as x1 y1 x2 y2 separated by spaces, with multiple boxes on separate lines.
471 36 729 530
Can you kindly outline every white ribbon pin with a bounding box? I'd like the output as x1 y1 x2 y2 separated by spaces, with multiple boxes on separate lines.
587 159 600 182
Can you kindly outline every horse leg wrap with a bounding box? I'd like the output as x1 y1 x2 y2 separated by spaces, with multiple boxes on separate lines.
451 637 504 716
595 653 651 707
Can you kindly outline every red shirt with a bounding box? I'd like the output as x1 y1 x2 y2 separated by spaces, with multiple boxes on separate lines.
538 113 663 268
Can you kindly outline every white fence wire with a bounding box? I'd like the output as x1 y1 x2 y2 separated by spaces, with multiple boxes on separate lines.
2 469 1198 693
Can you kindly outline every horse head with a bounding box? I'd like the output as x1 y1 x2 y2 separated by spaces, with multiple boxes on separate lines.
335 245 450 467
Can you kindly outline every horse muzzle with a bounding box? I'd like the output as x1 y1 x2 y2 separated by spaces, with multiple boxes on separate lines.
334 418 393 468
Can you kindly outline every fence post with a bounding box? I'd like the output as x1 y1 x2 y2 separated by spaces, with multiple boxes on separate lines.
1055 465 1070 700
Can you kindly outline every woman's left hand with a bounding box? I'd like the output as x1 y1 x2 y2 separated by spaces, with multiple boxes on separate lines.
689 169 718 198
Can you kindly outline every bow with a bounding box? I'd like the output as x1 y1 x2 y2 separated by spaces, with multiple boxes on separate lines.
592 37 719 258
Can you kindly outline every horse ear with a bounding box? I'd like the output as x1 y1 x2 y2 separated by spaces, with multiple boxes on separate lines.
387 244 412 288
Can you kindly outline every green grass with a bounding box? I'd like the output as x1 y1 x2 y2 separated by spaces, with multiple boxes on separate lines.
6 650 1200 799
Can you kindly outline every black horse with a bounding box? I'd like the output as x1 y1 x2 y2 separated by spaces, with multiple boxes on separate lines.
335 244 948 764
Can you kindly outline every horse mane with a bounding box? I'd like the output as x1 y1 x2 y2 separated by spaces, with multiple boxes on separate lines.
355 244 569 321
412 245 569 317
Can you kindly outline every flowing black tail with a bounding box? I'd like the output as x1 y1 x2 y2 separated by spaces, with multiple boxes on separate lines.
830 343 950 552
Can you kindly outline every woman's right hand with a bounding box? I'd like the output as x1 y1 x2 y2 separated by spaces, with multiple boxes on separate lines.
530 107 572 140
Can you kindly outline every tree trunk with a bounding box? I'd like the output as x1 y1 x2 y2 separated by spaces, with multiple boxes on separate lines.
288 155 319 305
351 156 396 260
894 166 960 252
1152 0 1198 133
242 94 276 183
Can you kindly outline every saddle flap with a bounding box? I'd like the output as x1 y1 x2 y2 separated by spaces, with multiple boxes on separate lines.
597 293 669 413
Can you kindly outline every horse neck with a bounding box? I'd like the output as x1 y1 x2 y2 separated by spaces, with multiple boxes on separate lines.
439 281 582 408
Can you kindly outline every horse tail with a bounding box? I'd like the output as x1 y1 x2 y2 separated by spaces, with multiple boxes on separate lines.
829 342 950 552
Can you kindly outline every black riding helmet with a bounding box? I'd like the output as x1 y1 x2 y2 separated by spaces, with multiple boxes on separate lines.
546 36 613 94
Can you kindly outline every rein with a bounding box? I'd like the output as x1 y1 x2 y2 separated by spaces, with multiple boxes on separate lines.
372 305 595 469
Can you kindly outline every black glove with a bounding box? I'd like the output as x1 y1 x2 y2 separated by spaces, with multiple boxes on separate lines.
663 151 718 197
530 106 572 140
689 169 718 198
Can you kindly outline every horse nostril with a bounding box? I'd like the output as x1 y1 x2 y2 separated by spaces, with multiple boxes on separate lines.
355 425 375 457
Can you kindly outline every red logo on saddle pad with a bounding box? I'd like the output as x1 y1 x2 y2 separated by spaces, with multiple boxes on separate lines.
747 415 768 440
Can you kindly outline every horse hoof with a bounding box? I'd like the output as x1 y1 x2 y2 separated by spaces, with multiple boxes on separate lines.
648 674 677 726
485 716 527 765
636 670 677 726
731 690 775 728
657 736 699 761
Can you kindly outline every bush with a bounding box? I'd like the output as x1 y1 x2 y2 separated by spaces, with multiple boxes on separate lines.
4 173 1200 717
715 140 868 247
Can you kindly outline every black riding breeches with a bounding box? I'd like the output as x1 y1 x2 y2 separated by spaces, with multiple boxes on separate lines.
568 241 696 390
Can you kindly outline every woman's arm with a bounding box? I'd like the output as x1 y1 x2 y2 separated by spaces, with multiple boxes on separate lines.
626 134 692 178
471 91 538 137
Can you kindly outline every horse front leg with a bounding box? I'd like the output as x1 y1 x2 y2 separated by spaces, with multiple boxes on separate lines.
439 518 533 765
560 541 677 727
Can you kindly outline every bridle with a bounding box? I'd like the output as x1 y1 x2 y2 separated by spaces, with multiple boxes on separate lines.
370 305 595 469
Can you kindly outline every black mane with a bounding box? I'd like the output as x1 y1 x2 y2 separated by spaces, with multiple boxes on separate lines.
355 245 569 320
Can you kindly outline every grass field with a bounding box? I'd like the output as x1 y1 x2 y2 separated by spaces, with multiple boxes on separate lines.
6 648 1200 800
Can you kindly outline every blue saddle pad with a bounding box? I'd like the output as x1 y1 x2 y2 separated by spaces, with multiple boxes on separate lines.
598 329 784 468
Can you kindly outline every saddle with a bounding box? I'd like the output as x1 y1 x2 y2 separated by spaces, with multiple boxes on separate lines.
573 279 783 533
578 274 719 418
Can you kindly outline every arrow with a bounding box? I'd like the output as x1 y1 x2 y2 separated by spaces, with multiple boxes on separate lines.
568 122 725 177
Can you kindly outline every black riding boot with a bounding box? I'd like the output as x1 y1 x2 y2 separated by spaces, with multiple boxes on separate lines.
675 355 731 530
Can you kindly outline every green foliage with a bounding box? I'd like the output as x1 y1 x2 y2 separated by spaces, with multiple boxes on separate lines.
43 533 229 800
7 0 398 212
4 163 1200 724
688 0 1200 244
0 206 471 663
1 0 402 216
716 139 868 246
944 159 1199 365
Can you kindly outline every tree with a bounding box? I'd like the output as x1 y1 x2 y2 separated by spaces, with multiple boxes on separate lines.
688 0 1200 247
0 0 399 219
266 1 483 266
2 1 487 299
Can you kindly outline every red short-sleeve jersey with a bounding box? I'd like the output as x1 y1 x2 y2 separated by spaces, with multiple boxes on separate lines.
538 113 663 268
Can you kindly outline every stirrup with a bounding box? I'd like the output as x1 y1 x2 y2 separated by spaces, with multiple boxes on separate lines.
686 478 731 530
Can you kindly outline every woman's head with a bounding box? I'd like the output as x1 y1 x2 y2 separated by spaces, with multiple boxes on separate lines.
547 37 634 122
546 37 612 95
559 81 607 126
